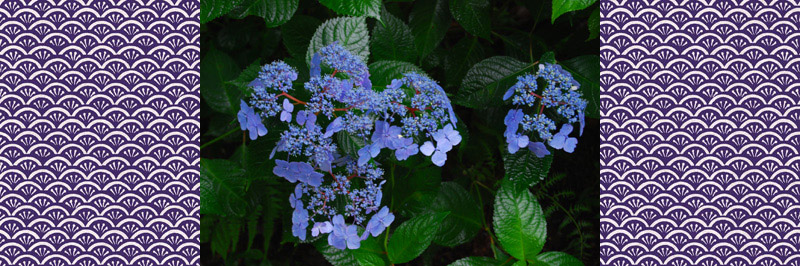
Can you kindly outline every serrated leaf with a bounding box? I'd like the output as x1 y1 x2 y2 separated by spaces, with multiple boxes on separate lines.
539 52 555 64
444 37 486 88
226 59 262 93
502 150 553 191
306 17 370 65
211 218 242 259
319 0 382 20
351 236 389 266
315 239 359 266
532 252 585 266
551 0 596 23
431 182 483 247
392 166 442 216
368 60 425 88
228 0 299 27
200 159 248 217
201 47 241 114
560 55 600 118
587 7 599 40
282 15 323 58
200 0 244 24
512 261 526 266
387 212 449 264
448 257 506 266
449 0 491 39
493 182 546 261
409 0 450 58
336 131 366 159
454 56 534 108
372 8 417 62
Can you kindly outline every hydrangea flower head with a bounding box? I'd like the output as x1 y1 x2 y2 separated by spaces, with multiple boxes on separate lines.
239 42 460 249
503 62 587 156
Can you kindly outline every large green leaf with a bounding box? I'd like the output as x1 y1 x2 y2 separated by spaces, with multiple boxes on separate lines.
387 212 449 264
226 59 262 93
560 55 600 118
587 7 599 40
306 17 370 65
319 0 382 21
315 234 388 266
391 166 442 216
336 131 366 159
444 37 486 88
454 56 533 108
449 0 491 39
431 182 483 247
228 0 299 27
200 0 244 24
282 15 323 58
210 218 241 259
551 0 596 23
368 60 425 88
201 47 241 114
409 0 451 58
372 8 417 63
447 257 506 266
200 159 248 217
502 150 553 191
493 182 546 261
532 252 585 266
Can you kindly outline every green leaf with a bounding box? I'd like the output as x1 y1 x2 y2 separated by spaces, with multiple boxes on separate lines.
449 0 491 39
447 257 505 266
368 60 426 88
200 159 248 217
560 55 600 118
211 218 242 259
306 17 370 65
391 166 442 216
502 150 553 191
315 239 359 266
551 0 597 23
387 212 450 264
351 236 389 266
454 56 533 108
228 0 299 27
336 131 366 159
372 8 417 63
319 0 382 21
444 37 486 88
539 51 556 64
200 0 244 24
531 252 585 266
282 15 323 58
493 182 546 261
587 7 599 40
409 0 451 58
201 47 241 114
226 59 262 93
431 182 483 247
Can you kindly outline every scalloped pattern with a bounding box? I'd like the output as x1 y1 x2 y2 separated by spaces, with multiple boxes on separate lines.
600 1 800 265
0 1 199 265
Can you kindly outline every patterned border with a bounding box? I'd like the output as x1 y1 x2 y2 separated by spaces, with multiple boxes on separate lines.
600 0 800 265
0 1 200 265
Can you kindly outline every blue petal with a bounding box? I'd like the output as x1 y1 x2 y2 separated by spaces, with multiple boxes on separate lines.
528 142 550 158
420 141 435 156
310 53 322 78
579 112 585 136
431 150 446 167
549 134 566 149
564 137 577 153
559 124 573 135
502 86 515 100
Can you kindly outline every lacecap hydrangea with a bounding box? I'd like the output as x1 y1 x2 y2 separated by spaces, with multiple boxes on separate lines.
236 43 461 250
502 63 587 157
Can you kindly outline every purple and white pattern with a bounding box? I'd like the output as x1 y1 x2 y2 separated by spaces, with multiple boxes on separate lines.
601 1 800 265
0 1 199 265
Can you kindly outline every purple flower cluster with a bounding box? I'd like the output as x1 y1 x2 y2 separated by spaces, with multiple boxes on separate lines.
236 43 458 250
502 63 587 157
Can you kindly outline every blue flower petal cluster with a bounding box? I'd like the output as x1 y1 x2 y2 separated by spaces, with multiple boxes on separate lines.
502 63 587 155
238 100 267 140
236 43 460 250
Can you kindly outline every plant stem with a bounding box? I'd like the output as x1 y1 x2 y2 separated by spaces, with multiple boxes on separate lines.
201 127 239 149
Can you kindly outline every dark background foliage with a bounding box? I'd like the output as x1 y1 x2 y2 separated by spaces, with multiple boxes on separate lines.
200 0 599 265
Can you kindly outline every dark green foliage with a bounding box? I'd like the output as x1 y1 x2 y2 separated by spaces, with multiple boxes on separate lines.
200 0 599 265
